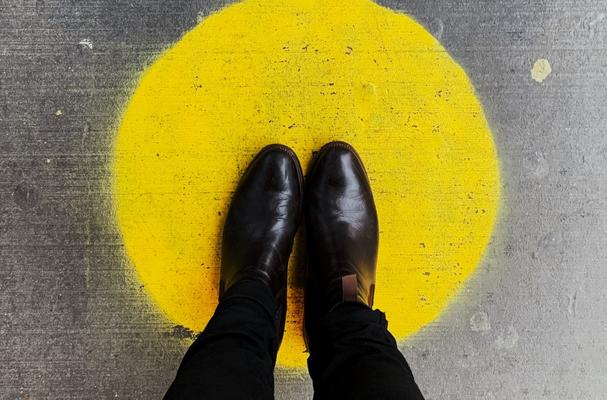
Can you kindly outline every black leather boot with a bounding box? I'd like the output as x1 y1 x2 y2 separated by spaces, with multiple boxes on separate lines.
220 144 303 344
304 141 379 341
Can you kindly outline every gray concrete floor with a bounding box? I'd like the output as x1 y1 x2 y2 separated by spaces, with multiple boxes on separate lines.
1 0 607 399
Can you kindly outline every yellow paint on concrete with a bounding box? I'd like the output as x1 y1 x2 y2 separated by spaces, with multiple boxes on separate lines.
113 0 500 367
531 58 552 83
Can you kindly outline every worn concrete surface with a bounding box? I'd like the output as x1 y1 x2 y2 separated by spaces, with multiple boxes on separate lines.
1 0 606 399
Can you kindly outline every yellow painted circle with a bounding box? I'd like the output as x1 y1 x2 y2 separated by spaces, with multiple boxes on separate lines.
113 0 500 368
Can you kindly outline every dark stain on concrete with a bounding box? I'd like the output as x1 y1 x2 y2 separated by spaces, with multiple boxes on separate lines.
12 181 40 210
165 325 196 340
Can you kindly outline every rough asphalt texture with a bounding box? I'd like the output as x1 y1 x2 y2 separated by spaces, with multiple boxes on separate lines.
1 0 606 398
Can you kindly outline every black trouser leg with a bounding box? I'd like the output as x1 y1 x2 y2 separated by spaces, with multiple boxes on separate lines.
307 303 425 400
164 279 280 400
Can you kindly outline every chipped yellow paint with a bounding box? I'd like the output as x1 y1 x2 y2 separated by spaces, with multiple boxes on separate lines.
531 58 552 83
113 0 500 367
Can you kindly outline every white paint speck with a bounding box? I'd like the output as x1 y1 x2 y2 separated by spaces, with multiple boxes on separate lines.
590 12 605 26
481 392 497 400
46 158 51 164
429 18 444 40
196 11 205 23
531 58 552 83
525 151 549 179
55 109 63 116
470 311 491 332
495 326 519 350
79 38 93 49
567 291 577 315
